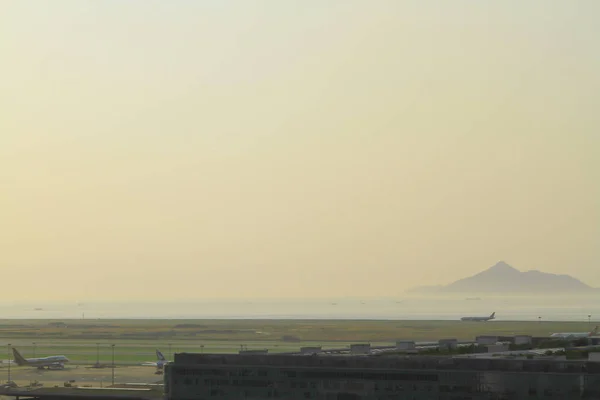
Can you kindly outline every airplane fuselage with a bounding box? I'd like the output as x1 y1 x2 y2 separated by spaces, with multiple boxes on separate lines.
550 326 599 340
550 333 591 339
12 348 69 369
461 312 495 322
17 356 68 368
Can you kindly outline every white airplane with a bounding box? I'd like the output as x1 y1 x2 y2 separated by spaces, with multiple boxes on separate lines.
12 347 69 370
550 326 599 340
142 349 169 368
461 312 496 322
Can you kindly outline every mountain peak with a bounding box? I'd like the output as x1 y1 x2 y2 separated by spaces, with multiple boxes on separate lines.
486 261 519 273
407 261 595 295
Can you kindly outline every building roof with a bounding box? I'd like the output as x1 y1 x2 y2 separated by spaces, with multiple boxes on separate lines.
172 353 599 374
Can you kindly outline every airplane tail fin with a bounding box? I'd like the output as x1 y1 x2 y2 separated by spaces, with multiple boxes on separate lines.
156 349 166 361
589 326 599 336
12 347 28 366
490 312 496 319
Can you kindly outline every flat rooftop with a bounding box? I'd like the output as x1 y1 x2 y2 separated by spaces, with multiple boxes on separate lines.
173 353 600 374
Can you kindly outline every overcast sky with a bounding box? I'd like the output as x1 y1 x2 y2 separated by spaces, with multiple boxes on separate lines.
1 1 598 301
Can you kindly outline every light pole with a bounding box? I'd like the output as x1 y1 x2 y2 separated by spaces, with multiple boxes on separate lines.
96 343 100 366
32 342 36 358
111 344 115 386
589 314 592 328
169 343 172 361
7 344 11 384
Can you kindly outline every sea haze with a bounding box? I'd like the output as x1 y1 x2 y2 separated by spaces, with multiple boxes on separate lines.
3 296 600 321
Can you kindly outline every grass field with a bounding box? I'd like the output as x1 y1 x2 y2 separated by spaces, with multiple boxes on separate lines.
0 319 595 363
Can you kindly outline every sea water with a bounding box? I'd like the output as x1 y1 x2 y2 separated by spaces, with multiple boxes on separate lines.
1 296 599 322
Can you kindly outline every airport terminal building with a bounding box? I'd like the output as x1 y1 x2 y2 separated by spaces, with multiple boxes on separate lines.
164 353 600 400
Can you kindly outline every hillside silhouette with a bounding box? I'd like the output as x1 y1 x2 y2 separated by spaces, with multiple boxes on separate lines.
408 261 596 294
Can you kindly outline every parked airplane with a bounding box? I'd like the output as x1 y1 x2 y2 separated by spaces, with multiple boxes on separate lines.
142 349 169 368
550 326 599 339
12 347 69 370
461 312 496 322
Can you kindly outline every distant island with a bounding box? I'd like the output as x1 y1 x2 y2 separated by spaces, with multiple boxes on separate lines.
407 261 597 295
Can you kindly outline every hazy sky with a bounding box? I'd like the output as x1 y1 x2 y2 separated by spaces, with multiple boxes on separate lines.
1 1 599 301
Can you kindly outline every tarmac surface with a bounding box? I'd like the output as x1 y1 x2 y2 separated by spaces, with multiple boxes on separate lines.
0 387 162 400
0 365 162 389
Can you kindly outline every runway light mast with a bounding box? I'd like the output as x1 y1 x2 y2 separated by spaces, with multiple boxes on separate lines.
7 344 11 384
111 344 115 386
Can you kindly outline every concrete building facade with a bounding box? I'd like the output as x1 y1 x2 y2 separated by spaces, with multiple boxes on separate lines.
514 336 533 346
349 345 371 355
476 336 499 346
438 339 458 350
301 347 323 355
589 352 600 362
395 341 416 351
164 353 600 400
486 344 510 353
